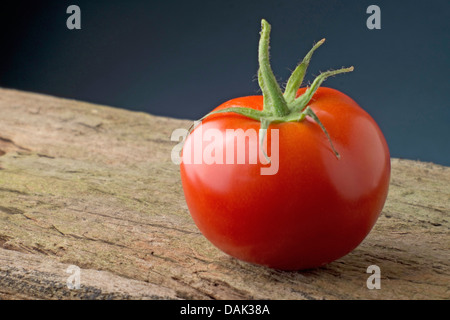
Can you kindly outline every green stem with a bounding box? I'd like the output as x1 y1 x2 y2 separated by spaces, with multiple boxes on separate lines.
258 19 290 117
197 19 354 162
284 38 325 104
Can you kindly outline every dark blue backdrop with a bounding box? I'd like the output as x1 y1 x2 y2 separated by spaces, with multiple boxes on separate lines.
1 0 449 165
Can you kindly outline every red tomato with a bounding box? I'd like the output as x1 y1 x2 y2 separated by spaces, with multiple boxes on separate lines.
181 87 390 270
179 20 390 270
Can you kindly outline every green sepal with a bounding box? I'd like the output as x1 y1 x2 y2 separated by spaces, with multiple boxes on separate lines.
258 19 290 117
284 38 325 104
259 118 272 163
290 67 354 113
200 107 267 122
302 106 340 159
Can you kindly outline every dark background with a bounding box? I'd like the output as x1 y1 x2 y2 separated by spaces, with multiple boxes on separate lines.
0 0 449 165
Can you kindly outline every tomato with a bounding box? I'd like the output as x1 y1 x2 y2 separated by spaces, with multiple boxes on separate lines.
180 20 390 270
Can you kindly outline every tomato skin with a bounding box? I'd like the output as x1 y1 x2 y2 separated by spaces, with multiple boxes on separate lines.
180 87 390 270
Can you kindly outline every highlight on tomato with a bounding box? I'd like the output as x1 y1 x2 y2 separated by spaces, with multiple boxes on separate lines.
180 19 390 270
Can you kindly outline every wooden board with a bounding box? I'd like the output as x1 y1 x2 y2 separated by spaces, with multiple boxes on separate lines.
0 88 448 299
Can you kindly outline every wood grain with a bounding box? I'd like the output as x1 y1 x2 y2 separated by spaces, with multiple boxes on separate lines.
0 88 448 300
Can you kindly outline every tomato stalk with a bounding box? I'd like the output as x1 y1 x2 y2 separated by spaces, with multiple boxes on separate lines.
199 19 354 160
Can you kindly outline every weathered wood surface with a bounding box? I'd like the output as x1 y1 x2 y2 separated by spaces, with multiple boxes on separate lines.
0 88 448 300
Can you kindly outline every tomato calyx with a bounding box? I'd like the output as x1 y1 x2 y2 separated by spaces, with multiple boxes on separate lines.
199 19 354 160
